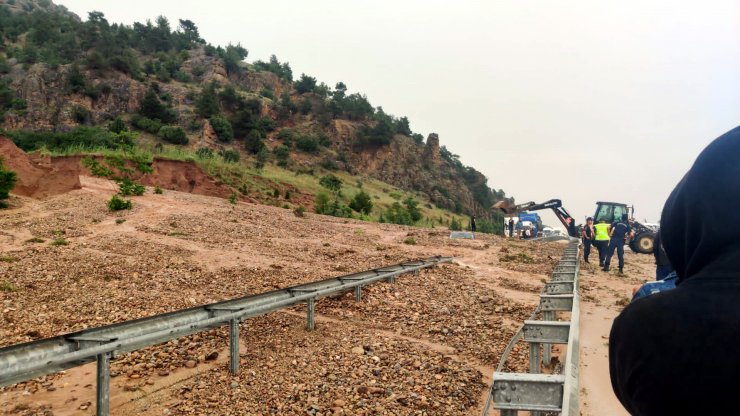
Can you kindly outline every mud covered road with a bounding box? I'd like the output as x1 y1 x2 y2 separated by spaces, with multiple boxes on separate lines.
0 177 647 415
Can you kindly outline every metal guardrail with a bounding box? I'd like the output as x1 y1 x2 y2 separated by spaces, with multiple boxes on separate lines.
0 256 452 415
482 239 581 415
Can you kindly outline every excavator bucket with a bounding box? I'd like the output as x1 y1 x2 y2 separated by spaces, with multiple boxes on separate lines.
492 200 516 215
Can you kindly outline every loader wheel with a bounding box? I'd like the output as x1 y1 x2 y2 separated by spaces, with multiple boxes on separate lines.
630 232 655 254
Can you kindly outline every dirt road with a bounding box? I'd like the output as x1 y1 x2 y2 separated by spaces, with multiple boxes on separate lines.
579 250 656 416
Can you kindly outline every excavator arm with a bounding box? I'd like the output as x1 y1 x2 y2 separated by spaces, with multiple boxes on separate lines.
493 199 579 237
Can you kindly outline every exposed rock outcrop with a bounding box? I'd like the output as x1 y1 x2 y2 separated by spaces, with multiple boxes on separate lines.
423 133 441 167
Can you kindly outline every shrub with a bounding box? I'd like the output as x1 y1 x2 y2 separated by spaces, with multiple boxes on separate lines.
403 197 422 222
158 126 188 145
276 128 294 143
66 64 86 93
81 157 113 178
117 178 145 196
0 158 17 209
449 217 462 231
196 84 220 118
319 174 342 193
349 191 373 215
220 149 240 163
228 193 237 204
196 147 214 159
299 97 312 115
296 135 319 153
139 88 177 124
294 205 306 217
260 88 275 100
274 145 290 167
209 115 233 142
115 218 126 225
154 185 163 194
244 130 265 154
255 148 268 170
403 237 416 245
319 158 339 171
256 117 277 135
108 116 127 133
314 192 330 214
385 202 413 225
71 105 91 124
50 238 68 246
108 195 132 211
0 281 18 292
131 115 163 134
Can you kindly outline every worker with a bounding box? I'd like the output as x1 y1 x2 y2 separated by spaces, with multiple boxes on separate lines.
653 231 673 280
593 219 611 267
470 215 477 232
581 217 595 263
603 213 633 273
508 218 514 237
609 125 740 415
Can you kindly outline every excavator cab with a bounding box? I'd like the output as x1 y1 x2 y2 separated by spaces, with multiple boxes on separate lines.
593 201 655 254
593 201 631 224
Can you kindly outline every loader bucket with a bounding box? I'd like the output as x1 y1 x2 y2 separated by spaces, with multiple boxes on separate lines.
492 200 516 215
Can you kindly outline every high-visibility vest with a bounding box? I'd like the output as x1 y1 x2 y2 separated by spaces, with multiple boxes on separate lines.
594 223 611 241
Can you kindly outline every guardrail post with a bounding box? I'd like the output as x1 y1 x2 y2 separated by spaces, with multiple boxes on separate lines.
501 410 518 416
307 297 316 331
229 319 239 375
387 275 396 284
543 310 554 366
529 342 541 374
529 341 542 416
355 285 362 301
96 352 110 416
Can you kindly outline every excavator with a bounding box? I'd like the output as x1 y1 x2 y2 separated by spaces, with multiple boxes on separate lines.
493 199 656 254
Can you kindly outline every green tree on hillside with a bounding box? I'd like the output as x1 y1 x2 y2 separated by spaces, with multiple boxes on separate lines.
349 191 373 215
196 83 220 118
295 74 316 94
0 158 17 209
66 64 86 93
253 55 293 81
244 130 264 154
139 88 177 123
209 115 233 142
221 43 248 75
177 19 202 44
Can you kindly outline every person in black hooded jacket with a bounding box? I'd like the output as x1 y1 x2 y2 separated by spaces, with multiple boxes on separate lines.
609 126 740 415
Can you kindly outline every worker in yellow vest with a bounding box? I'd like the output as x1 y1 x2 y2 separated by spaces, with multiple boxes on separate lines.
593 219 611 267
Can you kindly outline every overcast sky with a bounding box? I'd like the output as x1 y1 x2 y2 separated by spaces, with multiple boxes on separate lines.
60 0 740 226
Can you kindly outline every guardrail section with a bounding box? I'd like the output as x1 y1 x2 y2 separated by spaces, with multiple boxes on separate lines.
0 256 452 416
483 240 580 416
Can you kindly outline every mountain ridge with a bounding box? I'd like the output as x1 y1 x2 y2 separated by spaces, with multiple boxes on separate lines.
0 0 512 222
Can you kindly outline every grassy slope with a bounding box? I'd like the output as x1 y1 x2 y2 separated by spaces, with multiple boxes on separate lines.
39 143 469 229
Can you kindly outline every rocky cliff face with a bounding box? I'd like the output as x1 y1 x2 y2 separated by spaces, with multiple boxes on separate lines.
349 133 483 214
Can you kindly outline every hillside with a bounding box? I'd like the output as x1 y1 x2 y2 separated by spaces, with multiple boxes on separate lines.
0 0 511 224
